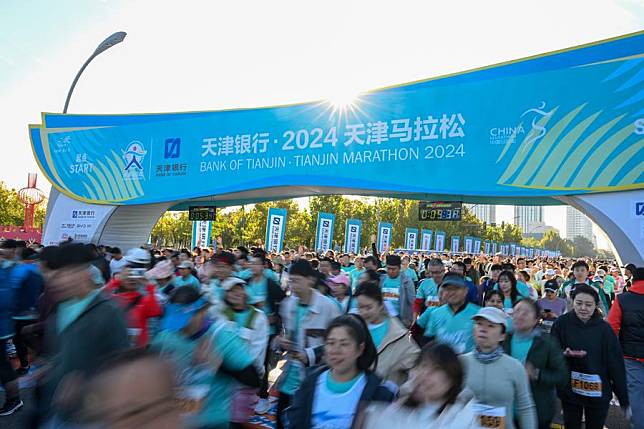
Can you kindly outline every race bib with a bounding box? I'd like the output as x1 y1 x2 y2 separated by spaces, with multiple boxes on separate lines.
127 328 142 346
472 404 506 429
541 320 554 333
571 371 602 397
177 366 213 417
425 295 441 307
177 384 210 416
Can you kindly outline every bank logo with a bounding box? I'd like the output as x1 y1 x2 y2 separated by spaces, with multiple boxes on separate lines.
636 202 644 217
521 101 552 145
122 141 147 171
164 138 181 158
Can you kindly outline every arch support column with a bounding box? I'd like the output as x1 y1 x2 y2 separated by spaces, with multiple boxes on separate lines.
555 189 644 266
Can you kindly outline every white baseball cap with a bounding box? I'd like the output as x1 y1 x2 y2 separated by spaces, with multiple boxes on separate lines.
124 248 151 265
472 307 507 325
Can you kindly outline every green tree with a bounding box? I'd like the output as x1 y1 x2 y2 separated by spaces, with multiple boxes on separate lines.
0 182 47 229
521 237 541 248
540 230 574 257
572 235 597 258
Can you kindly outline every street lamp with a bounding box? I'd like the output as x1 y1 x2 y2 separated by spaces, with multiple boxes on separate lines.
63 31 126 113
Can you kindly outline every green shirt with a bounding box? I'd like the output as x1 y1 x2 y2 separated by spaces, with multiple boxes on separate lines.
151 321 253 428
279 304 309 395
510 334 534 365
326 370 364 393
368 319 390 349
403 267 418 283
425 302 480 354
57 289 101 333
350 268 365 291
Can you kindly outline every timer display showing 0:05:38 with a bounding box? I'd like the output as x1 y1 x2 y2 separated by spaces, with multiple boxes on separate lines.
420 209 462 220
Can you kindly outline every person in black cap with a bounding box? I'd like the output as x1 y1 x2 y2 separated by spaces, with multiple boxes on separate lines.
34 244 129 425
537 279 567 333
379 254 415 328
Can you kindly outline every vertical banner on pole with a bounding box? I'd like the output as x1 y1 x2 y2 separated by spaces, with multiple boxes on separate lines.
484 240 491 255
405 228 418 251
315 212 335 252
492 241 498 255
473 237 482 254
191 221 212 249
265 208 287 253
377 222 393 253
344 219 362 254
464 236 474 254
451 236 460 253
420 229 433 251
435 231 446 252
510 244 517 256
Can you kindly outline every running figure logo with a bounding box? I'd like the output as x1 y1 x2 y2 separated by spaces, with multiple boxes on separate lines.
520 101 552 145
122 141 147 171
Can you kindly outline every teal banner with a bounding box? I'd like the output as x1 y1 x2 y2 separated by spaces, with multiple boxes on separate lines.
435 231 446 252
315 212 335 252
451 236 461 253
405 228 418 250
30 32 644 205
420 229 432 251
344 219 362 254
464 236 474 253
265 208 287 253
473 237 482 254
377 222 393 253
191 220 212 249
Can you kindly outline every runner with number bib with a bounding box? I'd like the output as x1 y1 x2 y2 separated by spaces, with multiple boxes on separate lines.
550 284 630 429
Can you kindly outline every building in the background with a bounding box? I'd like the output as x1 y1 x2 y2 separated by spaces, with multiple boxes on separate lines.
523 223 559 240
466 204 496 225
514 205 543 234
566 206 593 242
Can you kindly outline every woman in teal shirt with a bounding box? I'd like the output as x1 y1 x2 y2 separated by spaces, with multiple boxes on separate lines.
285 314 394 428
504 299 567 429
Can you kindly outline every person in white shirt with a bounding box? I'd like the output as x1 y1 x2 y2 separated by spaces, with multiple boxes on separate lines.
108 247 128 277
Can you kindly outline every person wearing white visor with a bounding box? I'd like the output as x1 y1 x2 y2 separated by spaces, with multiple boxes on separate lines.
461 306 537 429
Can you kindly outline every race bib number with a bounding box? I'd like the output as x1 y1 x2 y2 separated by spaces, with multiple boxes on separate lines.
425 295 441 307
472 404 506 429
177 384 210 416
382 288 399 300
571 371 602 397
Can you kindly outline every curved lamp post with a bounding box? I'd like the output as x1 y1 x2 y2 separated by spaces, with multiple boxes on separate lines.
63 31 126 113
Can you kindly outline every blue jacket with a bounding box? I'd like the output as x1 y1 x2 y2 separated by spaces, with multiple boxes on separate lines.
11 263 44 318
0 262 18 339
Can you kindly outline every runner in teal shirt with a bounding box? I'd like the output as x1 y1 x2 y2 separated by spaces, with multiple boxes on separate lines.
421 273 480 354
349 256 366 291
152 287 255 428
175 261 201 290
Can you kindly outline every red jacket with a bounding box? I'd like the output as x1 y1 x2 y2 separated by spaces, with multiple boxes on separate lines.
104 279 163 347
608 279 644 362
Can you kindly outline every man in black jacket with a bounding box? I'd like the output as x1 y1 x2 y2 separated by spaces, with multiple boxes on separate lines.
32 244 129 427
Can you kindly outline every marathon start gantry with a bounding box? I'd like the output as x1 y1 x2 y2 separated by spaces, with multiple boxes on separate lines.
31 31 644 262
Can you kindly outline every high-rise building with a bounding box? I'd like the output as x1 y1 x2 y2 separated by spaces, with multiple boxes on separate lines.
566 206 593 242
514 206 544 234
466 204 496 225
